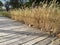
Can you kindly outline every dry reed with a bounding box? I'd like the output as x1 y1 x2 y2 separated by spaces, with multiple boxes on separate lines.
7 1 60 35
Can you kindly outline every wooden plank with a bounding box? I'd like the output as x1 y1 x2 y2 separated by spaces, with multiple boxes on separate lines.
0 33 11 36
0 26 23 30
22 35 48 45
48 38 60 45
7 31 45 45
0 34 16 39
0 25 30 32
8 36 38 45
0 22 23 28
0 35 27 45
0 34 22 43
0 33 12 37
0 24 23 28
34 37 57 45
6 31 45 45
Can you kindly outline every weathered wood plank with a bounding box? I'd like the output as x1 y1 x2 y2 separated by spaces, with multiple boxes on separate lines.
0 34 24 43
0 35 27 45
22 35 48 45
0 33 10 36
0 33 12 37
48 38 60 45
8 36 38 45
8 32 45 45
34 37 57 45
0 34 16 39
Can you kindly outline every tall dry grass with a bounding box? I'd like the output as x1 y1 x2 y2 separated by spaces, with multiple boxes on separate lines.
8 1 60 35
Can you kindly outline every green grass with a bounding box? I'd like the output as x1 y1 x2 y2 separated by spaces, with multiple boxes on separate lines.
0 11 8 16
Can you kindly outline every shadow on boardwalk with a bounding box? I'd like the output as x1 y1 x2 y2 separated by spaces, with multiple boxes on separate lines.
0 29 47 37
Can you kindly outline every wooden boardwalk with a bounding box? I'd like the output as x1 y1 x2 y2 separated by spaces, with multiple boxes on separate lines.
0 16 60 45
